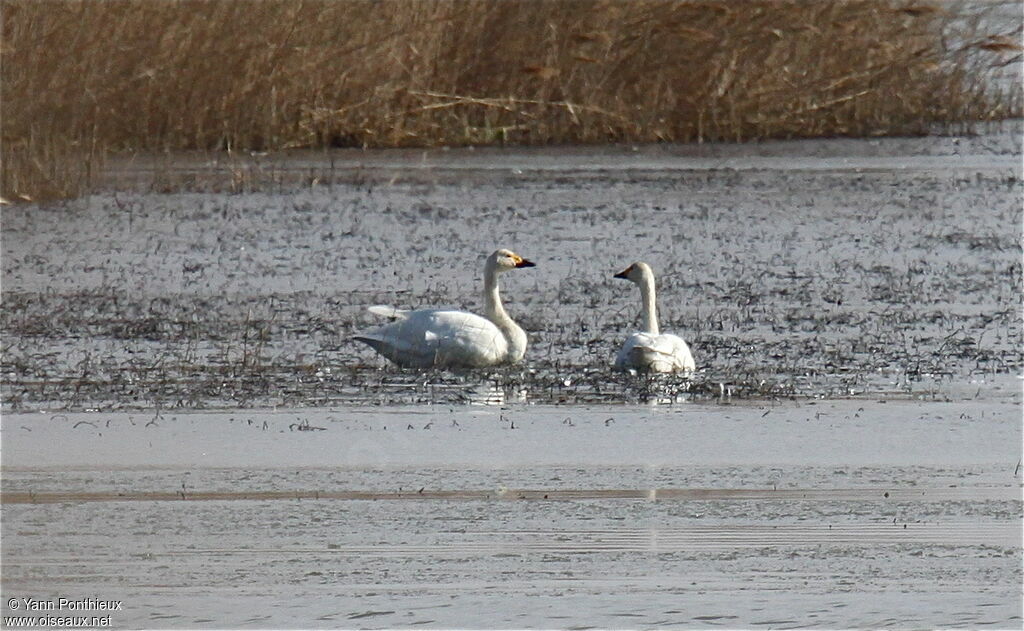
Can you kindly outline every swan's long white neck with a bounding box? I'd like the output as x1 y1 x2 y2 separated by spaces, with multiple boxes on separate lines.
483 259 509 323
483 258 527 361
637 271 660 336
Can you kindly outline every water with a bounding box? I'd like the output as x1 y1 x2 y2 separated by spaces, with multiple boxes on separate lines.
2 124 1022 408
1 398 1022 628
1 126 1022 628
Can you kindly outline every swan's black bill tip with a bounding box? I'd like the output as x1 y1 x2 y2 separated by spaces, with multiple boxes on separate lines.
516 259 536 268
613 270 628 279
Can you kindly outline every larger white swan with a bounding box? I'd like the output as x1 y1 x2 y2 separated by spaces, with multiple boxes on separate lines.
353 249 536 368
613 262 696 373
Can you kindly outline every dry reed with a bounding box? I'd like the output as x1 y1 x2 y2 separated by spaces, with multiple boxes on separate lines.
2 0 1020 202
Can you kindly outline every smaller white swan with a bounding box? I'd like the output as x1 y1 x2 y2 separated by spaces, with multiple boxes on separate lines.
353 249 535 368
613 262 696 374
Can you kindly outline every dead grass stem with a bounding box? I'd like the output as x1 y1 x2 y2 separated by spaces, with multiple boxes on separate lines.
2 0 1020 201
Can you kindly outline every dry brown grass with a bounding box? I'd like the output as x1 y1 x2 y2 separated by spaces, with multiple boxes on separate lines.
2 0 1021 201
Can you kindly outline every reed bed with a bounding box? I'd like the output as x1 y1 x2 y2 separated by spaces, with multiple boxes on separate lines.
2 0 1021 201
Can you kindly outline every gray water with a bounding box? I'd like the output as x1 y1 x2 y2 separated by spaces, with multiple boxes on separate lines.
2 126 1022 628
2 397 1022 629
2 126 1022 409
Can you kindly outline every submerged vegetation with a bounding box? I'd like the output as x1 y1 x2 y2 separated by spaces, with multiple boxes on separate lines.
2 0 1021 201
2 155 1021 410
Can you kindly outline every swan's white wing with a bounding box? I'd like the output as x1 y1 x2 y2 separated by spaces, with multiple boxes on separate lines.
354 309 508 368
616 332 696 373
654 333 696 372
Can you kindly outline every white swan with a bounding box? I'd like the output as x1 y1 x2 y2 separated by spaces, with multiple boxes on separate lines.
353 249 536 368
613 262 696 373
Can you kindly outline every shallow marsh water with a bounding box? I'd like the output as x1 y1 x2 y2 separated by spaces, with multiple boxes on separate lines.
2 126 1022 408
1 394 1021 628
1 126 1022 628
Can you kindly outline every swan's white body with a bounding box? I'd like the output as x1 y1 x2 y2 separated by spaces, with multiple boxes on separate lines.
614 262 696 374
355 307 509 368
616 331 694 374
353 249 535 368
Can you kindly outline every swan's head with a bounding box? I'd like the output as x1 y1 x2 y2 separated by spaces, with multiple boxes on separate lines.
490 249 536 272
614 262 653 284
